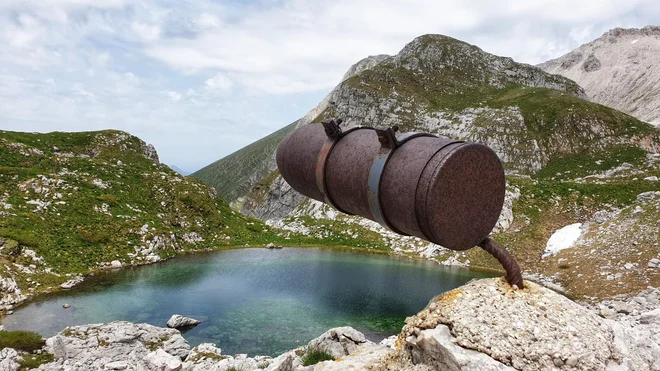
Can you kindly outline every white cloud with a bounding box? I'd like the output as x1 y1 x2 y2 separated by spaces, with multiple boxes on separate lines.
205 73 233 92
164 91 182 102
132 22 161 42
1 0 660 170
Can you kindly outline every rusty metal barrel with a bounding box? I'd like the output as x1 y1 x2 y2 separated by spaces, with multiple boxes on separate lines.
276 119 523 288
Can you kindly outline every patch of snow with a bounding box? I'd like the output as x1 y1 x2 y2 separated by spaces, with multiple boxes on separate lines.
542 223 584 258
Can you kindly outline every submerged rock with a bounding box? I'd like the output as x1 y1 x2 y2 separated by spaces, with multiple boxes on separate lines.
167 315 202 329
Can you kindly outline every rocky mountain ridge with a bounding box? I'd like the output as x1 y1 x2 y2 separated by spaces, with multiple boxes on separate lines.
539 26 660 127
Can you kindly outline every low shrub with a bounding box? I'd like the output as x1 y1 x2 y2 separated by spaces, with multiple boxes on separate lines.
301 347 335 366
0 330 45 352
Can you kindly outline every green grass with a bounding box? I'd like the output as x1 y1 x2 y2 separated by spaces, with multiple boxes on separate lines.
191 121 298 201
18 353 54 370
301 347 336 366
0 330 45 352
0 129 341 300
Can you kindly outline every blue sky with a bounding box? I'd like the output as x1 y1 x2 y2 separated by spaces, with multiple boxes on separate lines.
1 0 660 172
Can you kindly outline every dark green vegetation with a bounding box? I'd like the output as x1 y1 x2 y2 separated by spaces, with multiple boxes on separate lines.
301 347 336 366
191 121 298 201
0 330 44 352
18 354 55 371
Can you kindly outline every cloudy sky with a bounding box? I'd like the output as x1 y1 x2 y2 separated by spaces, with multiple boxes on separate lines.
2 0 659 172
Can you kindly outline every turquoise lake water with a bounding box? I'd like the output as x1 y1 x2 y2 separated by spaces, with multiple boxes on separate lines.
2 248 493 356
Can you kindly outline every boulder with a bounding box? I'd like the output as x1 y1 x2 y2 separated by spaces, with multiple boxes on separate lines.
167 315 201 329
0 348 21 371
372 278 624 371
60 275 84 289
144 348 183 371
306 327 368 359
38 321 189 370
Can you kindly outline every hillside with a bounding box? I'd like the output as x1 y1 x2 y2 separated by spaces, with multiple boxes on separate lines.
191 121 298 202
539 26 660 126
0 129 325 313
197 34 660 300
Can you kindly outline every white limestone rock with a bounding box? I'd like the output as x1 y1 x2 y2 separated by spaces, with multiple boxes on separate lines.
60 275 84 289
539 26 660 126
167 315 201 329
144 348 183 371
306 327 368 360
0 348 21 371
375 278 625 371
39 321 189 371
407 325 514 370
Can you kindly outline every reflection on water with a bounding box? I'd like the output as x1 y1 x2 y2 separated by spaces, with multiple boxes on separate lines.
2 248 493 356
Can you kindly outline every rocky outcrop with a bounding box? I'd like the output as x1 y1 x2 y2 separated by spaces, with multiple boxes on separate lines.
59 275 84 290
167 315 202 329
38 321 190 370
0 276 27 312
539 26 660 126
0 348 21 371
373 278 657 371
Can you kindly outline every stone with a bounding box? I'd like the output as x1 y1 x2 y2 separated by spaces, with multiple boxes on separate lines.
648 258 660 268
110 260 122 269
306 327 368 359
63 303 71 308
167 314 201 329
407 325 514 370
314 343 391 370
105 360 129 370
0 348 21 371
614 303 633 314
39 321 189 370
264 353 294 371
144 348 182 371
566 356 579 367
376 279 619 371
639 308 660 325
60 275 84 289
379 335 397 349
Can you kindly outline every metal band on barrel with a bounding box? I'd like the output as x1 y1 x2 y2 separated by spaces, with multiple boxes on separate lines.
368 132 436 234
315 126 370 215
315 138 345 212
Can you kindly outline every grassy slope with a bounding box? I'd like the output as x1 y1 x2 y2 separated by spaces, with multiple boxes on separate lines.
191 121 298 201
0 129 389 305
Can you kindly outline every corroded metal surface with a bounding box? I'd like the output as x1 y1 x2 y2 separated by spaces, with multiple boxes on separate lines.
276 119 523 287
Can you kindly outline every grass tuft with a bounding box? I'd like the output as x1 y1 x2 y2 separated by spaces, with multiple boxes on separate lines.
301 347 335 366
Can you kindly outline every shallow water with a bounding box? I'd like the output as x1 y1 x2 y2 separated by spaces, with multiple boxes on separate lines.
2 248 493 356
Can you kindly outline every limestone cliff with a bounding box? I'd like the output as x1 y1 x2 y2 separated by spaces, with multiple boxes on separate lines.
539 26 660 127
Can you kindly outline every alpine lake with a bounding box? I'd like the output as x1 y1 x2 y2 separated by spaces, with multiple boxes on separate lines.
2 248 494 356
